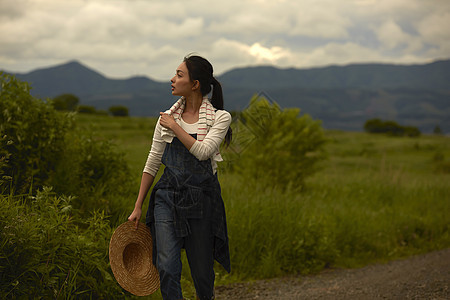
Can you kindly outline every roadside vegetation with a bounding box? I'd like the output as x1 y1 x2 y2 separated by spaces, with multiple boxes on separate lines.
1 74 449 299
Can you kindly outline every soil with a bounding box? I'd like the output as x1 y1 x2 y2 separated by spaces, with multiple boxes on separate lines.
215 248 449 299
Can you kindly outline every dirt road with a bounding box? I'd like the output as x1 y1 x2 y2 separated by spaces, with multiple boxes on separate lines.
215 248 449 299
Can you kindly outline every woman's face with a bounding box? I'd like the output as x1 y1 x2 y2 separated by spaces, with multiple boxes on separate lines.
170 62 194 97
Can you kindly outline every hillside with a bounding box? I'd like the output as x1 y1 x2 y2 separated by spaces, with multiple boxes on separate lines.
219 60 450 90
3 59 450 133
16 60 164 96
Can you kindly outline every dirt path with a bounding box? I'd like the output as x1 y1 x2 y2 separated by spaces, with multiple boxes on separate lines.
215 248 449 299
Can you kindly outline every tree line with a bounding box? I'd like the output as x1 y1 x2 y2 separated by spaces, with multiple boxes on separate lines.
51 93 129 117
364 118 421 137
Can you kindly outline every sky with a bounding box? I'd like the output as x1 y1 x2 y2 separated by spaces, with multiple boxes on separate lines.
1 0 449 81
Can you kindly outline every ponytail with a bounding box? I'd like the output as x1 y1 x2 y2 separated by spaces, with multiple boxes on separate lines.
211 77 232 147
211 77 223 110
184 55 232 146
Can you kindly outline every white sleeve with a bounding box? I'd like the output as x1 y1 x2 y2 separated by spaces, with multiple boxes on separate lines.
189 110 232 161
143 117 165 176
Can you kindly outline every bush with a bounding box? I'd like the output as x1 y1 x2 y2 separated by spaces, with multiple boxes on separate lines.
50 130 133 215
0 75 139 297
364 118 420 137
0 74 73 194
50 94 79 111
0 188 127 298
109 105 129 117
77 105 97 114
0 74 133 215
403 126 421 137
433 125 443 135
228 95 327 190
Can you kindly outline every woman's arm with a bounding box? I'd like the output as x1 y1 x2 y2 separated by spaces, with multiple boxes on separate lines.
143 118 165 175
159 110 231 160
128 119 165 229
128 172 154 228
159 112 196 150
189 111 231 160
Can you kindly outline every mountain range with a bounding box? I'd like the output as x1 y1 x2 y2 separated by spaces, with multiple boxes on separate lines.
3 59 450 133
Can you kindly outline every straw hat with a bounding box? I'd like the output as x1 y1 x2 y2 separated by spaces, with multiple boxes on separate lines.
109 221 160 296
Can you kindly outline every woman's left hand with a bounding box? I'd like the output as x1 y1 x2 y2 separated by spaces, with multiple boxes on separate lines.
159 112 177 130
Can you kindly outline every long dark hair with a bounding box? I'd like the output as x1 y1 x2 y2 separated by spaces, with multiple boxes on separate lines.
184 54 232 146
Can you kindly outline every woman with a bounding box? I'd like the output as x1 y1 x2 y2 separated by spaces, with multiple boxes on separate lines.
128 54 231 300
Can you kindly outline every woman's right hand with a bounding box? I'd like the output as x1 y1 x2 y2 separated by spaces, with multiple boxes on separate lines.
129 173 155 229
128 207 142 229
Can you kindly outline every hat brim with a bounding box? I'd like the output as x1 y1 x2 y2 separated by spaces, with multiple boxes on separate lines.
109 221 159 296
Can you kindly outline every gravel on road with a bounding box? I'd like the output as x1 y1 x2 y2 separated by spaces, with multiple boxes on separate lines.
215 248 450 299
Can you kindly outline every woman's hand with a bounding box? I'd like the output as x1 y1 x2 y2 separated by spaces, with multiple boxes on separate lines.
159 112 177 130
159 112 196 150
128 207 142 229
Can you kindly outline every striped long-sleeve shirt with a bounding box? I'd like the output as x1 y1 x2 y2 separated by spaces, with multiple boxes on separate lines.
143 110 231 176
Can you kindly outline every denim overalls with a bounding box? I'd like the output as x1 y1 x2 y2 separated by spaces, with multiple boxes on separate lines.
146 135 230 300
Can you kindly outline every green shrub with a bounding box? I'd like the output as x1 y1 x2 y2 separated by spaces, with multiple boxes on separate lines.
0 74 73 194
77 105 97 114
433 125 443 135
0 188 128 298
228 95 327 189
109 105 129 117
0 74 133 216
364 118 421 137
50 130 133 216
50 94 79 111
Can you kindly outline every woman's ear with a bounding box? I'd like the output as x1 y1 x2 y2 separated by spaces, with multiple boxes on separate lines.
192 80 200 91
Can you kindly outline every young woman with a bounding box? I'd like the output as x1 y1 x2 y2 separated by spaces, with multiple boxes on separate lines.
128 55 232 300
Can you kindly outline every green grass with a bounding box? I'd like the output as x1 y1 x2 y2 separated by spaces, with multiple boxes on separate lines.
76 114 450 298
74 114 160 221
212 129 449 288
75 114 157 176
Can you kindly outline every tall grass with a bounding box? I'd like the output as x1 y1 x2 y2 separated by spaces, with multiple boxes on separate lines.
3 75 448 298
0 188 127 298
4 110 447 299
74 114 157 177
78 114 449 288
218 130 449 282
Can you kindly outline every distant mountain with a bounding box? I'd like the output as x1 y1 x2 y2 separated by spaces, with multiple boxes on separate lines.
15 60 165 96
7 60 169 118
219 60 450 90
221 60 450 133
2 59 450 133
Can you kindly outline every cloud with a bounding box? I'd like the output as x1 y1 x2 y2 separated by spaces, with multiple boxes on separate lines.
417 11 450 43
207 0 352 39
306 42 389 66
0 0 30 20
0 0 449 80
207 39 293 74
248 43 290 63
208 3 290 36
288 5 351 39
417 11 450 60
375 20 423 52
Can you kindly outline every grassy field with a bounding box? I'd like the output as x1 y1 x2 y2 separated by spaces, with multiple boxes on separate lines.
76 114 450 297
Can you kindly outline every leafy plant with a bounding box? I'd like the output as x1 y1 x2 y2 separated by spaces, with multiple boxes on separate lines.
109 105 129 117
0 74 133 216
50 130 133 216
50 93 80 111
364 118 421 137
0 188 128 298
77 105 98 114
0 73 73 194
228 94 327 189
